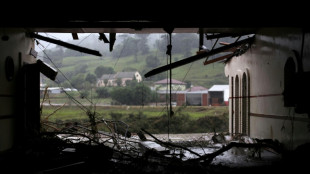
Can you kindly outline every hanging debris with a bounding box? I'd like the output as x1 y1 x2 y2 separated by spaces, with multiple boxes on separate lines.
28 33 102 56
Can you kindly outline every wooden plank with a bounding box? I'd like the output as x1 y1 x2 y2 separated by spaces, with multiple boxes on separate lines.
109 33 116 52
72 33 79 40
206 33 241 40
29 33 102 56
203 53 234 65
99 33 110 43
144 36 254 78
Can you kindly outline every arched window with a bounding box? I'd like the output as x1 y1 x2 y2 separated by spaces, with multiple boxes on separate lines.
283 57 296 107
235 75 239 134
241 73 247 134
231 77 234 134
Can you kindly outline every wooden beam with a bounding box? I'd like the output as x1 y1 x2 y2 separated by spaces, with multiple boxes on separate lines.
219 41 230 45
109 33 116 52
99 33 110 43
29 33 102 57
199 28 204 50
144 36 254 78
72 33 79 40
203 53 233 65
206 33 243 40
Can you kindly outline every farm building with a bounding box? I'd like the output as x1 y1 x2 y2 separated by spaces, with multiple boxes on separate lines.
208 85 229 106
153 78 187 91
154 78 187 104
176 86 209 106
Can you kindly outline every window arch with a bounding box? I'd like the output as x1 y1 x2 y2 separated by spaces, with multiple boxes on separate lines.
241 73 247 134
231 76 234 134
234 75 239 133
283 57 296 107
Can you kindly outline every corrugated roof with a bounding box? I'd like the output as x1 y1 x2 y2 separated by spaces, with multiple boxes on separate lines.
187 90 208 94
154 78 186 85
209 85 229 91
157 90 186 94
186 86 208 92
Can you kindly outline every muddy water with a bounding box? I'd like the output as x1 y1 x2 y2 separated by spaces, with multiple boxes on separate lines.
143 133 212 142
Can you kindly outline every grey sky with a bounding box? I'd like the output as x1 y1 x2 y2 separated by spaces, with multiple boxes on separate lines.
35 33 91 51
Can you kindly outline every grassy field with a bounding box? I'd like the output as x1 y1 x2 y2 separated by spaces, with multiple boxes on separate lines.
41 105 229 134
41 105 229 122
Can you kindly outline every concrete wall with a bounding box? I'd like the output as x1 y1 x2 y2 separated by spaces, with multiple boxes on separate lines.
225 28 310 150
0 30 36 152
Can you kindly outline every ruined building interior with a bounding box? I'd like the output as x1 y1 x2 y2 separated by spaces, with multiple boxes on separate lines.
1 7 310 174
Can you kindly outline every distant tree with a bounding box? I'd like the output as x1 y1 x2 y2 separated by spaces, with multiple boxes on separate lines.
94 65 115 78
112 37 139 58
131 84 152 105
146 55 160 68
61 81 71 88
155 33 198 56
136 34 150 55
116 78 122 86
80 90 89 99
70 74 85 90
111 88 132 104
126 79 138 87
95 87 110 98
56 71 73 83
104 79 109 86
74 64 88 74
125 80 131 87
85 73 97 84
110 84 153 105
154 35 168 53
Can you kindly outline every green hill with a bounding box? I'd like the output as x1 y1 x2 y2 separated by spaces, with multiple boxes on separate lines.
56 50 228 89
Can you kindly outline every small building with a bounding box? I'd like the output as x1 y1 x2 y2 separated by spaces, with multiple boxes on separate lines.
40 87 78 97
208 85 229 106
97 71 142 87
153 78 187 91
156 90 180 104
175 86 209 106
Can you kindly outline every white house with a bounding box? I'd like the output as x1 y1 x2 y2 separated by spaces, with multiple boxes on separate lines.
97 71 142 87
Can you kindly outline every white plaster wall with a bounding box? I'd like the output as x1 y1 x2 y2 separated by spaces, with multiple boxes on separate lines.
135 71 142 82
225 28 310 150
0 30 36 152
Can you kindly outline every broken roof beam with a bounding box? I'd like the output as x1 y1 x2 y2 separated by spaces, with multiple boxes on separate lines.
109 33 116 52
99 33 110 43
206 33 247 40
72 33 79 40
203 53 234 65
144 36 254 78
29 33 102 57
